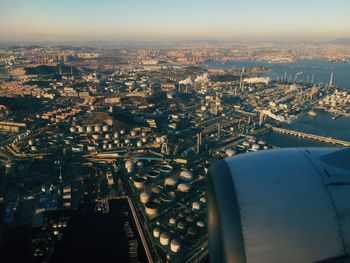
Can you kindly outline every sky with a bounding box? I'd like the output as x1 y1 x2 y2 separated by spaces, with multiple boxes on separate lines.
0 0 350 42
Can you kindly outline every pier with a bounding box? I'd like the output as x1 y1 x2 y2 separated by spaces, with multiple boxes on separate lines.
268 125 350 147
127 197 154 263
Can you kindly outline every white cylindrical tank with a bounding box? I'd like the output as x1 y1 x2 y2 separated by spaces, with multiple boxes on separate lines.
92 133 100 140
252 143 260 151
165 177 178 187
137 141 142 147
145 202 159 217
258 140 266 146
192 201 201 210
102 125 110 132
197 220 206 228
186 215 194 223
151 186 162 194
31 145 37 151
94 125 102 132
28 139 34 146
153 228 160 238
225 148 236 157
125 161 134 173
169 218 176 225
77 126 84 133
87 145 97 151
133 177 145 190
170 239 181 253
178 183 191 192
140 191 151 204
242 141 250 148
69 126 77 133
180 170 193 181
160 232 170 246
160 165 173 175
177 221 186 230
86 126 93 133
131 130 136 137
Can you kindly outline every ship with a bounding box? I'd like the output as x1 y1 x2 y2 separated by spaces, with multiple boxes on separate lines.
308 111 317 117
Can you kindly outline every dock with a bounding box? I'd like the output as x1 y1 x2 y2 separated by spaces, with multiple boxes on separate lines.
127 197 154 263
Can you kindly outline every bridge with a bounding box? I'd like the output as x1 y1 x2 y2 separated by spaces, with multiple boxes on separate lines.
268 125 350 147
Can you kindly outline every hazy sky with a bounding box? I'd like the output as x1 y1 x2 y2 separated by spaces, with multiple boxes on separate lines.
1 0 350 42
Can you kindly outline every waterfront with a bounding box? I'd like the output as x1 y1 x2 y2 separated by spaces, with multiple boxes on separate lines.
50 199 147 263
263 111 350 148
202 60 350 89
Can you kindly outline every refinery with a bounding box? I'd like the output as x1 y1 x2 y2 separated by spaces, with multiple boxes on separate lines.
0 43 350 263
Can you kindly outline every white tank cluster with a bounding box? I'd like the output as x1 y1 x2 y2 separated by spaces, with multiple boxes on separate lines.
152 230 182 253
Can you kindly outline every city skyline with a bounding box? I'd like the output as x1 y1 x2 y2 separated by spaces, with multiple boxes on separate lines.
1 0 350 42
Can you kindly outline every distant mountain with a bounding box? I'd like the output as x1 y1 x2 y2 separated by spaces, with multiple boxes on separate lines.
326 38 350 45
